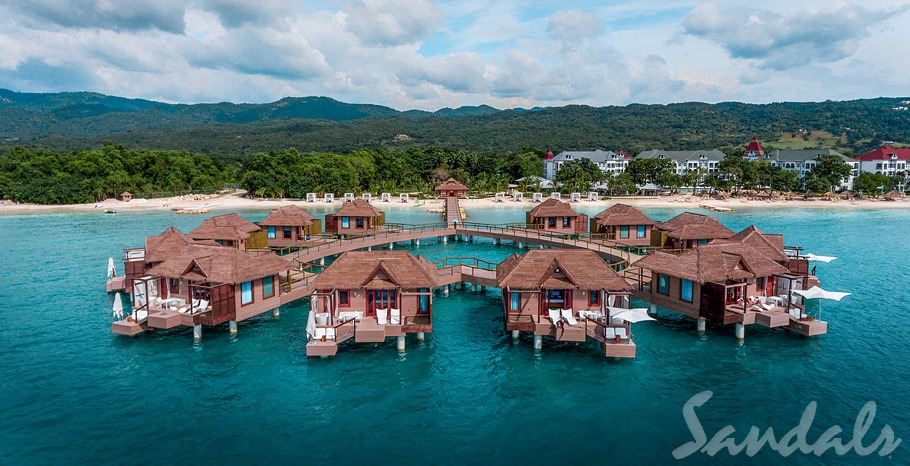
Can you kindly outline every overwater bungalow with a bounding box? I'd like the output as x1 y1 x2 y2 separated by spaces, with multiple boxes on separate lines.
187 213 267 250
324 199 385 237
651 212 734 249
590 203 656 246
259 205 322 248
633 226 827 337
117 226 204 293
525 198 587 235
113 244 292 337
435 177 469 198
496 249 637 358
305 251 438 357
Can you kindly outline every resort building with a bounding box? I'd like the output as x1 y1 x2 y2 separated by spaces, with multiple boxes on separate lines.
114 244 292 336
766 149 858 191
651 212 734 249
635 149 726 177
435 178 469 198
259 205 322 247
525 198 587 235
305 251 438 357
856 146 910 191
496 249 636 358
544 150 630 180
590 203 656 246
740 136 767 160
633 225 826 337
187 213 266 250
324 199 385 236
120 191 133 202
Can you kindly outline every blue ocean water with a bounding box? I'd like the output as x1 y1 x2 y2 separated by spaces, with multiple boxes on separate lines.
1 205 908 465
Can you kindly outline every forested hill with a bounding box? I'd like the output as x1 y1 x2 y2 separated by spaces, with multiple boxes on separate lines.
1 89 908 157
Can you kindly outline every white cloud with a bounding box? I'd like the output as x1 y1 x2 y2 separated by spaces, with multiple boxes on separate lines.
0 1 907 110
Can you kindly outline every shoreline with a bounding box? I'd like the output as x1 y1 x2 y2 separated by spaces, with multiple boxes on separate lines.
1 191 908 215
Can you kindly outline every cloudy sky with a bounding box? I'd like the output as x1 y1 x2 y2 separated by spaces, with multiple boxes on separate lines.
1 1 908 110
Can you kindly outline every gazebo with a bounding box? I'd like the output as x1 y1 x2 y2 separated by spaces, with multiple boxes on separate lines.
435 178 469 198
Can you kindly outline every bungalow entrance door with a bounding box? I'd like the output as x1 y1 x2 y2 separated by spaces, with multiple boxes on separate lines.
366 290 398 316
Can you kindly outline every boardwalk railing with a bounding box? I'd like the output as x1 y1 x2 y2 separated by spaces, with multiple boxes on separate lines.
433 256 498 270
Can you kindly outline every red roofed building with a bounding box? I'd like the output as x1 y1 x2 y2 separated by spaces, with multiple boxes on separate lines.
856 146 910 178
741 136 766 159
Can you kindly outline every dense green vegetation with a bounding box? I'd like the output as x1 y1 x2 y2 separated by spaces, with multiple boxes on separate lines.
0 143 230 204
2 89 909 156
237 147 543 198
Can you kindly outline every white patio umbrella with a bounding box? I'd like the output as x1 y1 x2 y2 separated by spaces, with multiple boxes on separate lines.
112 292 124 319
804 253 836 263
792 286 851 301
107 257 116 278
610 308 657 324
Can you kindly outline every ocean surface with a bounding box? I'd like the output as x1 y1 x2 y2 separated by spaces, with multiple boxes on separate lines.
1 204 908 465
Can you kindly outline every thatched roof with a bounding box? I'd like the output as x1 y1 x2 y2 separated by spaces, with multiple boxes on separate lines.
308 251 438 290
145 227 197 264
334 199 380 217
528 198 579 218
496 249 631 291
635 242 790 284
259 205 316 227
655 212 734 240
715 226 789 263
434 177 469 193
146 244 291 284
593 203 656 226
188 213 261 241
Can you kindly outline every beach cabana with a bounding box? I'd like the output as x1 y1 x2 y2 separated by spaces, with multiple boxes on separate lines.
496 250 635 357
187 213 266 250
525 198 587 235
120 191 133 202
306 251 438 356
590 203 656 246
652 212 734 249
324 199 384 236
435 178 469 198
259 205 322 247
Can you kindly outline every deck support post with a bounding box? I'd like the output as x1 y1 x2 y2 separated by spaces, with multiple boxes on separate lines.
478 285 484 292
397 336 406 352
229 320 238 335
533 334 542 351
512 330 520 341
649 303 657 315
697 317 706 333
368 246 372 251
415 239 420 248
518 242 524 249
319 257 325 266
442 286 449 296
455 282 462 290
442 235 448 244
193 324 202 341
540 244 544 249
417 332 425 342
494 238 501 246
273 308 280 318
389 242 393 250
735 322 745 340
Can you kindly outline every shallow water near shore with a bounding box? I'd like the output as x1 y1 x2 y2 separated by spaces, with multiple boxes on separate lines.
0 206 908 465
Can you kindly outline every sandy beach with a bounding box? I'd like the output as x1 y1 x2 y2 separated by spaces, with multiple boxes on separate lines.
1 190 908 215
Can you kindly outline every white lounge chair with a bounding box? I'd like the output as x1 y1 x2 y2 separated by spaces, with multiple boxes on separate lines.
604 327 616 339
192 299 209 314
376 308 388 325
561 309 578 326
548 309 562 326
390 308 401 325
314 327 336 340
615 327 628 340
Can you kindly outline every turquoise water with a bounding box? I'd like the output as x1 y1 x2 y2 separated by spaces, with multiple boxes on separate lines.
1 205 908 465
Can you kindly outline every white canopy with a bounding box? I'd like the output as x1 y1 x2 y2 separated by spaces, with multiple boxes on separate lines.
608 307 656 324
804 253 837 263
792 286 851 301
